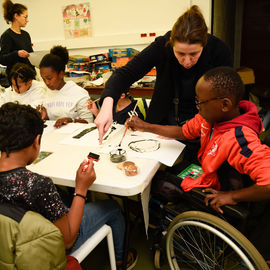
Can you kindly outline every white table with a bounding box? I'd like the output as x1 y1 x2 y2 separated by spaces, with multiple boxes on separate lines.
28 123 162 233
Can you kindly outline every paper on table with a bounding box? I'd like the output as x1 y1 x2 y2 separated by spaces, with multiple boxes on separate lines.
43 121 85 134
60 123 124 147
29 51 49 67
43 120 55 134
99 130 186 167
54 123 86 134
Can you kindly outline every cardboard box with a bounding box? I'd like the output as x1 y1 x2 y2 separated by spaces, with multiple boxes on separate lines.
111 56 133 68
89 53 108 63
109 48 139 58
237 67 255 85
69 55 89 63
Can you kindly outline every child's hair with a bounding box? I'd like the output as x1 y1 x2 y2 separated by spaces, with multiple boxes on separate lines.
2 0 27 24
203 66 244 104
9 62 36 89
39 46 69 73
0 102 44 156
170 5 208 47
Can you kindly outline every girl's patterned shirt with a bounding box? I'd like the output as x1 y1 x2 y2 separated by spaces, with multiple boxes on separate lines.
0 167 68 222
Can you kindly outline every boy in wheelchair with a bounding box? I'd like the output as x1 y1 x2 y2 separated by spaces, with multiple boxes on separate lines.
127 66 270 265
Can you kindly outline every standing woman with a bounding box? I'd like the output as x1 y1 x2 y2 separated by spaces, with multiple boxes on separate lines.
95 5 233 143
39 45 93 128
0 0 34 79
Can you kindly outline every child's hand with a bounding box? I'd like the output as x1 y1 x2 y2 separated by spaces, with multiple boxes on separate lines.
88 100 99 117
203 188 237 214
54 117 73 128
36 105 48 120
125 116 146 132
75 160 96 194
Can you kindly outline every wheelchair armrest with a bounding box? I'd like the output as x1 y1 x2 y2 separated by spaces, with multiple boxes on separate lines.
185 188 249 221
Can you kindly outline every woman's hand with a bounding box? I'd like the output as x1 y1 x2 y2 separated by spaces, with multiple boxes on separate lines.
54 117 73 128
94 97 114 144
18 50 30 58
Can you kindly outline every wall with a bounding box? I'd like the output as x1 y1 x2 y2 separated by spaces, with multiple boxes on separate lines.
0 0 211 56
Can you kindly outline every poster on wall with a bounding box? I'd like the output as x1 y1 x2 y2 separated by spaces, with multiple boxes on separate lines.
62 2 92 39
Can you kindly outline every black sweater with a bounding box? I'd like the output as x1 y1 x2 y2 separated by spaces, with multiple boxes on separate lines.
101 31 233 125
0 28 34 75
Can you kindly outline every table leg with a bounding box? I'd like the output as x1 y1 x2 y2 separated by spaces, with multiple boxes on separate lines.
122 196 130 270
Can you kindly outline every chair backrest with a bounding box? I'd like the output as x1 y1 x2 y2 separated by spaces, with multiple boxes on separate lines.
134 97 149 120
0 203 66 270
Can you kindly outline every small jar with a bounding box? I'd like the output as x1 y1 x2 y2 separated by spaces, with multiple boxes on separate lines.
110 148 126 163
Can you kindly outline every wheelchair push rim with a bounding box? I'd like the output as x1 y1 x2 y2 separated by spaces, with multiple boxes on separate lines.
166 211 268 270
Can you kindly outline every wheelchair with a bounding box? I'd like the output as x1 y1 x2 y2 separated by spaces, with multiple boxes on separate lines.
150 187 269 270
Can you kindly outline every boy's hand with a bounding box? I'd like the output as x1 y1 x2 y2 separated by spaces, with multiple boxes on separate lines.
54 117 73 128
126 116 147 132
203 188 237 214
75 160 96 195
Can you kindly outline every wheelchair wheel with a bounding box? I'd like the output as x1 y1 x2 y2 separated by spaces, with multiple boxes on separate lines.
166 211 268 270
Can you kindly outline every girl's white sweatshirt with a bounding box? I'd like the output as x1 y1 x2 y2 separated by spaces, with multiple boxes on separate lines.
43 80 93 123
0 80 46 108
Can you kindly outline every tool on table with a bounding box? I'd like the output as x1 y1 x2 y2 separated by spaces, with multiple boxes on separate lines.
83 152 100 171
118 102 138 149
82 97 100 108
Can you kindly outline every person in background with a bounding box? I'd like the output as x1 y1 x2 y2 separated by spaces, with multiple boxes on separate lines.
88 92 148 124
0 102 138 270
38 45 93 128
94 5 232 144
0 0 34 79
0 62 46 107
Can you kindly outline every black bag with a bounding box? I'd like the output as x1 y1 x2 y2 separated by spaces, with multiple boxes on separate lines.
151 171 184 203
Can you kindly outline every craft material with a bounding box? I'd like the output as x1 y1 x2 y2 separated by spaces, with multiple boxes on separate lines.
72 126 97 139
118 102 138 148
82 97 100 108
83 152 100 171
110 148 126 163
128 139 160 153
117 161 138 176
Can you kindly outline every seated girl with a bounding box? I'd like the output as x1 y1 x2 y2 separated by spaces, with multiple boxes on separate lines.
0 62 46 107
38 46 93 128
88 92 148 124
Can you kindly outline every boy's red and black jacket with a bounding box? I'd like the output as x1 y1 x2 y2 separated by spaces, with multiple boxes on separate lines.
181 100 270 191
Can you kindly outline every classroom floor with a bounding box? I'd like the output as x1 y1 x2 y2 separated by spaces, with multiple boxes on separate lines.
81 218 171 270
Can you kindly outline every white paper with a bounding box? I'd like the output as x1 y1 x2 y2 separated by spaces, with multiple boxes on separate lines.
43 120 55 134
29 51 49 67
60 123 124 147
100 130 185 167
54 122 86 134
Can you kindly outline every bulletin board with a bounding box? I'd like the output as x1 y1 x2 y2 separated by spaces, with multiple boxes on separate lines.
0 0 211 51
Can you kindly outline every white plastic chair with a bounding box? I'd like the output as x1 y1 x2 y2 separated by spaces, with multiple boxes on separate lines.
70 224 116 270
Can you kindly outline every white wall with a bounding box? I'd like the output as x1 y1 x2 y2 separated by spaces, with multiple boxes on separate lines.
0 0 211 56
